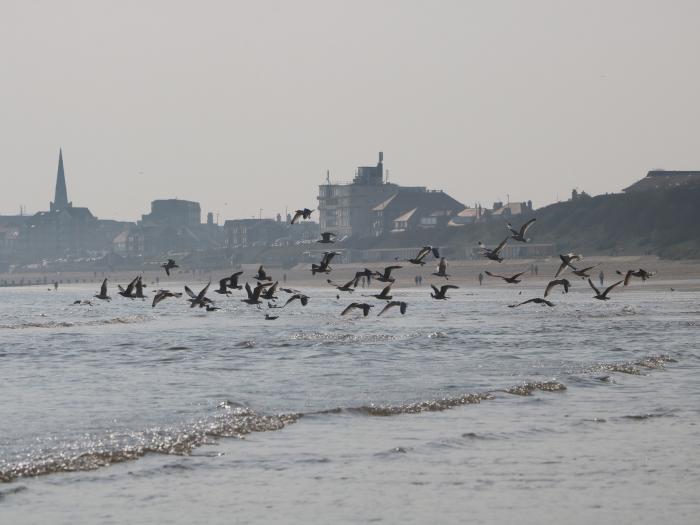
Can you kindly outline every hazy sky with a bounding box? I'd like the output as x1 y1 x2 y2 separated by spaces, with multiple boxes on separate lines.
2 0 699 222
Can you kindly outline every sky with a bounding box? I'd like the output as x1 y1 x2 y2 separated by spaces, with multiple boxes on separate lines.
1 0 699 222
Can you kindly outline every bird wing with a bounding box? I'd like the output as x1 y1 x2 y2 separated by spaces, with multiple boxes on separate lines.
554 261 568 278
431 247 440 258
415 246 431 261
544 281 556 298
493 237 509 254
603 280 624 297
511 271 526 280
323 252 336 264
291 210 302 224
519 218 536 236
219 278 229 291
384 265 402 278
587 278 601 296
379 283 392 297
440 285 458 294
341 303 359 316
244 282 254 300
152 292 165 307
377 302 395 316
124 277 138 295
268 281 279 295
431 284 440 295
100 279 107 296
284 295 299 307
399 302 407 314
484 270 505 280
196 282 211 301
184 285 196 298
623 270 633 286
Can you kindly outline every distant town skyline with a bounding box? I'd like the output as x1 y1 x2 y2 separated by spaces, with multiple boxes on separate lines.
2 1 699 221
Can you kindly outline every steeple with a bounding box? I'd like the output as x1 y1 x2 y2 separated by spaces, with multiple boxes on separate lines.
50 149 71 212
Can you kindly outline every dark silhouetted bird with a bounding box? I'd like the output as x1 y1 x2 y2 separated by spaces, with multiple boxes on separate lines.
317 232 336 244
508 298 554 308
430 284 459 300
484 270 525 284
432 258 449 279
374 265 402 283
377 301 408 316
555 253 582 278
478 238 508 262
94 278 111 301
507 218 536 242
291 208 314 224
588 278 623 300
152 289 182 307
161 259 178 276
341 303 374 317
544 279 570 297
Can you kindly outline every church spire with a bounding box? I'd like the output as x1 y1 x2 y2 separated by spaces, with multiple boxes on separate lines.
51 148 70 212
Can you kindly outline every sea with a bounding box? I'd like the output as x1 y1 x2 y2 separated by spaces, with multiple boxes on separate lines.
0 278 698 524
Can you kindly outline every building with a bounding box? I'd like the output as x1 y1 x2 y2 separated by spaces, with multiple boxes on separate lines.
317 152 463 239
623 170 700 193
371 189 464 235
141 199 201 227
223 218 288 249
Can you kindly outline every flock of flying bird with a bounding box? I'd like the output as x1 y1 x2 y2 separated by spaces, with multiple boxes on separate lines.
78 209 656 315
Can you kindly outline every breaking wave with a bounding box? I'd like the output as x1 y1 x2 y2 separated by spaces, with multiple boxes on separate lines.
0 315 155 330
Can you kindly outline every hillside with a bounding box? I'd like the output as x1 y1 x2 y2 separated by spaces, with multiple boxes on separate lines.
354 184 700 260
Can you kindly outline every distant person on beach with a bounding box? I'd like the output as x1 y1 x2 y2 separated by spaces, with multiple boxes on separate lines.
54 281 58 291
478 272 483 286
599 270 604 287
534 265 538 276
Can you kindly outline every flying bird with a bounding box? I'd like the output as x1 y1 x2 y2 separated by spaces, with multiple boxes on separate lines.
184 282 212 308
265 314 279 320
241 282 268 305
253 265 272 282
227 271 244 290
341 303 374 317
311 251 337 275
588 278 623 300
617 268 656 285
152 289 182 307
260 281 279 300
507 218 536 242
161 259 178 276
374 265 402 283
134 276 147 299
478 238 508 263
431 257 449 279
117 277 139 299
408 246 440 265
317 232 336 244
366 283 393 300
94 278 111 301
484 270 525 284
291 208 314 224
430 284 459 300
215 277 232 295
570 264 599 278
555 253 582 278
544 279 570 297
508 298 554 308
377 301 408 316
284 293 309 307
327 278 356 293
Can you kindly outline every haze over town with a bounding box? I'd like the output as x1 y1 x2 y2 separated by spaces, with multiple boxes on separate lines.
2 0 700 221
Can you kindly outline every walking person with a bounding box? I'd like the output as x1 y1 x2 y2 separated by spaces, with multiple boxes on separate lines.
478 272 483 286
